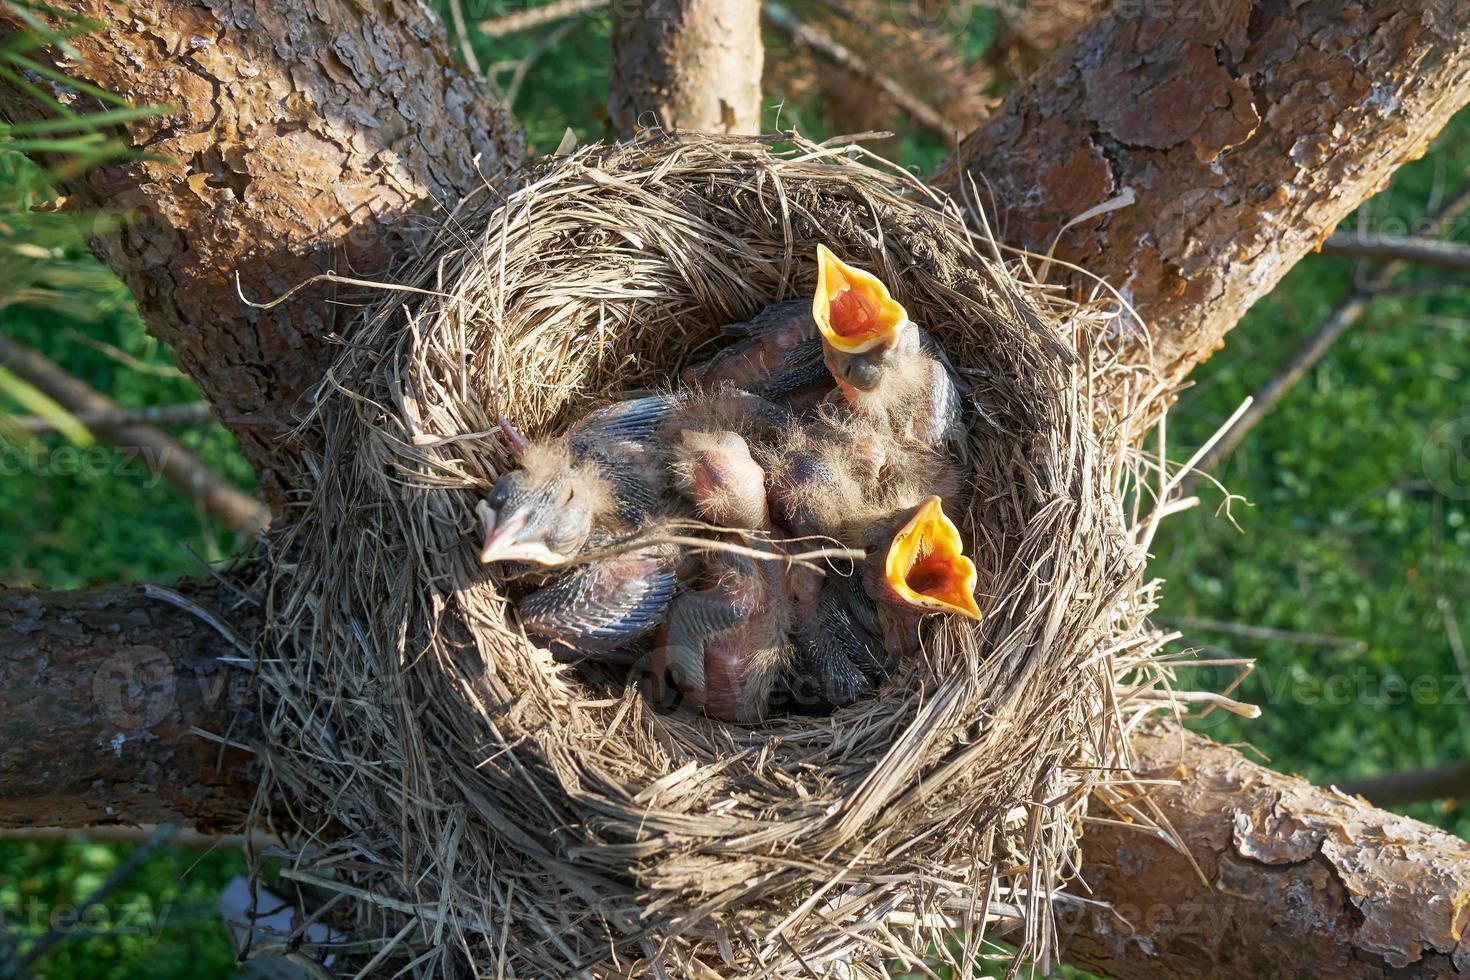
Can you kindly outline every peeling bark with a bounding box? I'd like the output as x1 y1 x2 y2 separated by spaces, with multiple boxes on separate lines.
936 1 1470 391
0 0 526 507
1068 726 1470 978
609 0 763 137
0 582 258 831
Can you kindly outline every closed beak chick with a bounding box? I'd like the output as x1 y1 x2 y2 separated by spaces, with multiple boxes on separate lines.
478 393 678 567
681 299 832 408
653 421 796 723
480 387 790 658
478 393 682 654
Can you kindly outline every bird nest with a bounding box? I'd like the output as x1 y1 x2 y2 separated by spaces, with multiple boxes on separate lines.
254 133 1178 977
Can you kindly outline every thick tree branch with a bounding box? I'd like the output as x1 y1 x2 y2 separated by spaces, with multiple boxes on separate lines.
0 0 526 507
609 0 763 137
1068 726 1470 977
0 335 269 534
0 580 258 831
936 1 1470 391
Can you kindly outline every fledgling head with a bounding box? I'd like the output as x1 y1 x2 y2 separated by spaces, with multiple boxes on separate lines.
478 418 614 566
812 244 913 391
671 428 770 529
866 495 982 627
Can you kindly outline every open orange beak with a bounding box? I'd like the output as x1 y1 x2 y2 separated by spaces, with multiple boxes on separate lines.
884 496 982 620
811 244 909 354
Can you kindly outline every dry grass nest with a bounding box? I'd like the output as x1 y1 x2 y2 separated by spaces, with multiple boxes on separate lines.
253 132 1190 977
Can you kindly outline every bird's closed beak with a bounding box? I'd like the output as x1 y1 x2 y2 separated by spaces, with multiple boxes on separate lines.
812 244 909 355
477 499 566 566
883 496 982 620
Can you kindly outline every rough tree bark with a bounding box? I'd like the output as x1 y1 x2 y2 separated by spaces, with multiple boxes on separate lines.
1068 727 1470 977
0 582 258 830
0 0 526 507
4 0 1470 976
933 0 1470 392
609 0 763 137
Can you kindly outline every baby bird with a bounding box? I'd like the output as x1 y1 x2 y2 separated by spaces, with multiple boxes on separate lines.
778 496 982 714
759 411 976 712
479 387 790 657
682 300 831 407
810 244 968 458
478 393 678 567
653 424 795 723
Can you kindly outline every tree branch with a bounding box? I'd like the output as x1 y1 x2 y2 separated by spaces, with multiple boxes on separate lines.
480 0 606 38
0 580 259 831
1067 726 1470 977
1178 182 1470 495
0 335 269 534
936 1 1470 392
0 0 526 506
8 579 1469 978
609 0 763 136
1321 231 1470 272
760 2 958 144
11 401 213 433
1339 762 1470 808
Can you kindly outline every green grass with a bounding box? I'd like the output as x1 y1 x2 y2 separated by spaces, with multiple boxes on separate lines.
2 1 1469 975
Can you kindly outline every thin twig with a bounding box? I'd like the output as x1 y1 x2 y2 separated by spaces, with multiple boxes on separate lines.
478 0 605 37
1339 761 1470 807
1156 615 1367 652
63 329 187 378
0 335 269 534
762 1 959 145
1320 231 1470 272
142 583 254 656
19 825 177 968
11 401 212 433
504 13 587 107
447 0 482 75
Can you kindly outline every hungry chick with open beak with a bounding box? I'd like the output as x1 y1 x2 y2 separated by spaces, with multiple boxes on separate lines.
778 495 982 714
811 245 967 458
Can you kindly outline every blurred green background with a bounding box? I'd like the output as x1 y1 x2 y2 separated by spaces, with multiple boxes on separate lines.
2 0 1467 976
